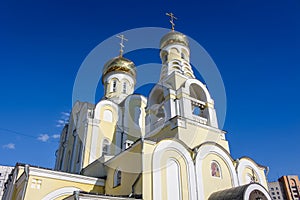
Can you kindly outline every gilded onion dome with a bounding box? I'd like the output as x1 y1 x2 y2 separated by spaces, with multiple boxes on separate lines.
160 31 189 49
102 56 136 83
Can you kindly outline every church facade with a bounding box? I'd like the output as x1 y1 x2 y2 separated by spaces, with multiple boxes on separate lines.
3 26 272 200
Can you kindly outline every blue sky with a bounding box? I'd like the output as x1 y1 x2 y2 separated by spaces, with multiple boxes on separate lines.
0 0 299 181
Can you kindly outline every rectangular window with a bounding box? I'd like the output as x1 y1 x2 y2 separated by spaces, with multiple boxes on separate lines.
113 81 117 92
123 82 127 93
113 169 121 187
77 141 82 163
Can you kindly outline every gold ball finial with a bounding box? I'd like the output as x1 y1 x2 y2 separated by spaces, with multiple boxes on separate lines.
102 57 136 84
160 31 189 49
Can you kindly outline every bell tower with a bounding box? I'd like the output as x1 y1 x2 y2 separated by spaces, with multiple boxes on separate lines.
159 13 195 89
146 14 221 149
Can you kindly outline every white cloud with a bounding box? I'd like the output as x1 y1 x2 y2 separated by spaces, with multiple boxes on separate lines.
2 143 15 149
56 111 70 128
61 112 70 117
52 134 60 139
37 134 50 142
57 120 65 123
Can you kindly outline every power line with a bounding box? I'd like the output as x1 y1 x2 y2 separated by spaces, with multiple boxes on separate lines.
0 127 36 138
0 127 59 143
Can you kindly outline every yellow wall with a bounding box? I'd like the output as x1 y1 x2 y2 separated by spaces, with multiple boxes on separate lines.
201 154 233 199
105 143 142 196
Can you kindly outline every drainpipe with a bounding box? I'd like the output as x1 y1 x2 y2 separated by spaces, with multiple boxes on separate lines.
21 164 29 200
129 173 142 197
265 166 269 176
74 190 79 200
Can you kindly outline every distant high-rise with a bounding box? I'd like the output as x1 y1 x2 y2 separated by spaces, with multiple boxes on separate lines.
268 175 300 200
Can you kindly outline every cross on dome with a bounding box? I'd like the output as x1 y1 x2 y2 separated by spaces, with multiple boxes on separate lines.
116 34 128 57
166 12 177 31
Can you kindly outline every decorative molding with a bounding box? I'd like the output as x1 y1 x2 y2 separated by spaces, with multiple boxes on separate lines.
152 140 197 200
244 183 272 200
195 144 239 200
29 167 104 186
237 158 264 185
42 186 80 200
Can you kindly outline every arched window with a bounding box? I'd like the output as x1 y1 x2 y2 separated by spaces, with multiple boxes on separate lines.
134 107 142 127
189 83 207 102
66 151 71 172
105 83 108 93
112 80 117 92
102 139 110 156
103 109 113 122
122 82 127 93
167 159 181 200
211 161 221 178
161 51 168 63
170 47 180 54
181 52 186 60
113 169 121 187
77 141 82 163
181 49 189 60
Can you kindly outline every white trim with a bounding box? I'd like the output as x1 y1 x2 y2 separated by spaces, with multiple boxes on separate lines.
195 144 239 200
152 140 197 200
42 187 80 200
183 79 212 102
89 125 99 164
94 100 119 121
237 158 264 185
244 183 271 200
166 158 182 200
29 167 104 186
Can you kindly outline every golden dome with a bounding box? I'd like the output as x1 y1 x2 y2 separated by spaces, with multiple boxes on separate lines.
102 56 136 82
160 31 189 49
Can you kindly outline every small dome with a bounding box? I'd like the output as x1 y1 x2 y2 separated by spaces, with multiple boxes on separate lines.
160 31 189 49
102 56 136 82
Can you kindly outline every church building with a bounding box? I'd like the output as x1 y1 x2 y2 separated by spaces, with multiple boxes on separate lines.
2 15 272 200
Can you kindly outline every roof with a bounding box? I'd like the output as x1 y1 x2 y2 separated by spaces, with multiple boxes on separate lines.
64 191 142 200
208 184 250 200
208 183 271 200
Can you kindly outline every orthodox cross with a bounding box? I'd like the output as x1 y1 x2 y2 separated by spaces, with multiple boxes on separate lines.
250 169 257 183
117 34 128 57
166 12 177 31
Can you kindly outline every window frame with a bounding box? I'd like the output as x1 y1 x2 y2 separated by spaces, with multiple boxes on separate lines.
113 168 122 187
210 160 222 179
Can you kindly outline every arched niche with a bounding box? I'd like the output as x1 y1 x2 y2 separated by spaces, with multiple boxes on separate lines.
189 83 208 102
152 139 197 200
195 143 239 200
94 100 119 122
183 79 212 102
236 157 266 186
